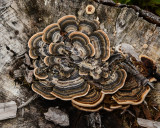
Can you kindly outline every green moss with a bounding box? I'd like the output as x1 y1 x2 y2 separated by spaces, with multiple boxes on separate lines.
113 0 160 16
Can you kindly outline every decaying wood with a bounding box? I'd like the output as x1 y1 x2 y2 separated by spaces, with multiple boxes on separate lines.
0 101 17 120
141 103 152 120
24 69 34 83
94 0 160 26
87 112 101 128
137 118 160 128
0 0 160 127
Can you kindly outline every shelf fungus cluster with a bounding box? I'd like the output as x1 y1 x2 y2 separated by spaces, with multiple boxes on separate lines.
28 15 157 112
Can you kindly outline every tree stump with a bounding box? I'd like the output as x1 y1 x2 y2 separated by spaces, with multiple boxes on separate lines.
0 0 160 127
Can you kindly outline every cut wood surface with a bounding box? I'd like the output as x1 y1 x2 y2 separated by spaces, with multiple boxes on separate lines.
0 0 160 127
0 101 17 120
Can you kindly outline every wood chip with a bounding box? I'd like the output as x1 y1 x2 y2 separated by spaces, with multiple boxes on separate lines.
0 101 17 120
44 107 69 127
137 118 160 128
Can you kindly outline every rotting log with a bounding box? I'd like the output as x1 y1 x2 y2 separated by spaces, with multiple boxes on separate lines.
0 0 160 127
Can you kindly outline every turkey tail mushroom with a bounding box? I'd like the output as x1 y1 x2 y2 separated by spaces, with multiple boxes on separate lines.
50 71 90 100
32 81 56 100
139 55 157 75
69 31 95 57
103 95 130 111
72 94 130 112
72 85 105 107
112 74 151 105
42 23 61 44
49 42 66 55
72 102 102 112
90 30 110 61
112 86 150 105
27 15 154 112
57 15 78 33
33 59 46 68
34 67 48 79
101 69 127 94
50 81 90 100
28 32 44 49
79 20 99 35
29 49 39 59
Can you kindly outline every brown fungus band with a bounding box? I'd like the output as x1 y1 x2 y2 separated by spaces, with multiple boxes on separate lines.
28 15 155 112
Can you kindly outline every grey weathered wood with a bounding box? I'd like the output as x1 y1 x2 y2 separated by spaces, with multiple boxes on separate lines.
137 118 160 128
44 107 69 127
87 113 101 128
0 101 17 120
0 0 160 127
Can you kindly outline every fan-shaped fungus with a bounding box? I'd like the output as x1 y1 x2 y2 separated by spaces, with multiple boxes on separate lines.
28 15 156 112
32 81 56 100
112 74 151 105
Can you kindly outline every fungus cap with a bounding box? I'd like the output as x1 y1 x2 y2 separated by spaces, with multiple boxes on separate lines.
42 23 61 44
72 86 105 107
86 5 95 15
90 30 110 61
112 74 151 105
57 15 77 33
101 69 127 94
28 32 44 49
79 20 99 35
34 67 48 79
32 81 56 100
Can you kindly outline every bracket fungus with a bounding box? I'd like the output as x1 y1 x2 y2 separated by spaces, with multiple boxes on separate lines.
28 15 157 112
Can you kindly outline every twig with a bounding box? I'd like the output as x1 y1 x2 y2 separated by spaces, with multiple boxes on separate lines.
121 109 135 117
18 93 38 109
